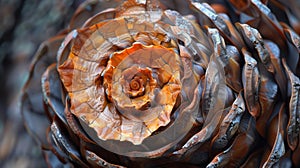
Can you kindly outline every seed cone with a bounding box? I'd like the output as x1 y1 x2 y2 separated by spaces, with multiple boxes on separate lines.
21 0 300 167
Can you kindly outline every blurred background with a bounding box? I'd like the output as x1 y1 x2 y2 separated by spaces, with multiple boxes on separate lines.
0 0 83 167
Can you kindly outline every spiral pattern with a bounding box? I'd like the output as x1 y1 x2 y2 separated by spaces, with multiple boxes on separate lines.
21 0 300 167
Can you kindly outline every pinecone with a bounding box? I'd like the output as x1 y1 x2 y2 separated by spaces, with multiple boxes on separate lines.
21 0 300 167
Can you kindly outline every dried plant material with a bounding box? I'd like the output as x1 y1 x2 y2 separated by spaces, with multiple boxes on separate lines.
21 0 300 167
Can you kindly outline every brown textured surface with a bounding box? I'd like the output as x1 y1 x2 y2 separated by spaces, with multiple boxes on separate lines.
3 0 300 167
0 0 214 167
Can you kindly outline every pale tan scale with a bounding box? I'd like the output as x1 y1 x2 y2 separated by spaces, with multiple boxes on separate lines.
70 85 106 113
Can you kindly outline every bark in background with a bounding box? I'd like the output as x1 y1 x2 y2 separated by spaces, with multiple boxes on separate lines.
0 0 82 167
